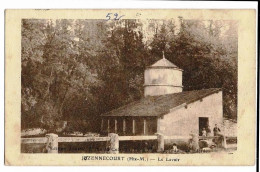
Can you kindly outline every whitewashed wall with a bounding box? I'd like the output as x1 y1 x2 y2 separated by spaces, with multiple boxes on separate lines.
144 68 183 96
157 91 223 136
144 86 182 96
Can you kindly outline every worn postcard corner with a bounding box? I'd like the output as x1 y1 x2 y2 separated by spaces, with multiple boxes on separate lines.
5 9 256 166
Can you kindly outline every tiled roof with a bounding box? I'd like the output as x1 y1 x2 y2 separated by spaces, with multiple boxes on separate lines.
101 88 221 117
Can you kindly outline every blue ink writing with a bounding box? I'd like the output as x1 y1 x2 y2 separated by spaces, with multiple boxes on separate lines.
106 13 125 21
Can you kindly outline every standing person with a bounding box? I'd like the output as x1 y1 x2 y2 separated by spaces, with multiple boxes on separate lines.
206 125 212 136
202 128 207 137
213 124 221 136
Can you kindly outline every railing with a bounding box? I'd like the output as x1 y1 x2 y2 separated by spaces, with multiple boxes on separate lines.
119 135 157 141
21 133 237 153
21 137 48 144
58 136 110 142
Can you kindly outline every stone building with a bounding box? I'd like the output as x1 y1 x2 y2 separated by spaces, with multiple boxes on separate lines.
100 54 223 137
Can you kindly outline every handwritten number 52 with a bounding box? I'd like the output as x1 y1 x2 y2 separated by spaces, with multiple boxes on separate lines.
106 13 125 21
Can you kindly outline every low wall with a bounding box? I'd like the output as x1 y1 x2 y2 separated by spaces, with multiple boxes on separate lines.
21 133 235 153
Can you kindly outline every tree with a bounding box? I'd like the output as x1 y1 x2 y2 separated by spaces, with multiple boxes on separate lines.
168 18 237 118
95 20 148 113
150 21 176 60
22 19 101 131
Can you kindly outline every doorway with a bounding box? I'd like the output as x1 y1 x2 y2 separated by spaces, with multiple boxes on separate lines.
199 117 209 136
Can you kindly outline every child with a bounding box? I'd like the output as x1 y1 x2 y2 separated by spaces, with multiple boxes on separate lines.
172 143 178 152
202 128 207 137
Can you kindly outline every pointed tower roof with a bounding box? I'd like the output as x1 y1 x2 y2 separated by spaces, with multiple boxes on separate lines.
151 58 178 68
148 52 182 70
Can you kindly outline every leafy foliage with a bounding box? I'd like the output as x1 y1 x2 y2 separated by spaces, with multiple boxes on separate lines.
22 18 238 132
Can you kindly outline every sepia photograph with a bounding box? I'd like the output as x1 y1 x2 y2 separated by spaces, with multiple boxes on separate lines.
21 18 238 154
4 9 256 166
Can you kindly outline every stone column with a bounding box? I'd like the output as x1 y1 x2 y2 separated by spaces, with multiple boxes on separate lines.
143 119 146 135
107 119 110 133
45 133 58 153
115 119 117 133
123 119 126 135
108 133 119 154
157 133 164 152
132 119 136 135
157 118 161 133
190 133 199 152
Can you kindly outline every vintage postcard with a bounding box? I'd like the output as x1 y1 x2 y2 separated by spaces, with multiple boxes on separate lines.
5 9 256 166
